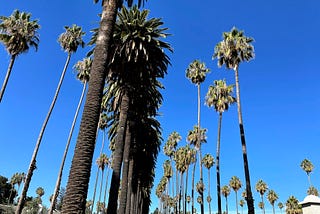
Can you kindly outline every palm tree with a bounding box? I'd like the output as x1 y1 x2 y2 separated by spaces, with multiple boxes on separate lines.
49 57 91 214
97 154 108 209
187 125 207 214
300 158 314 187
186 59 210 214
229 176 242 214
61 0 148 212
285 196 302 214
307 186 319 196
278 202 284 214
16 24 85 214
255 180 268 214
221 185 230 214
239 199 245 214
202 154 214 214
0 10 40 102
205 79 236 214
258 202 264 213
267 190 278 214
213 27 255 214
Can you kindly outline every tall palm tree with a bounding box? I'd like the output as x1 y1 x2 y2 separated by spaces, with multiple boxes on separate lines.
62 0 148 213
229 176 242 214
255 179 268 214
187 125 207 214
0 10 40 102
213 27 255 214
278 202 284 214
300 158 314 187
202 154 214 214
97 154 108 209
49 57 91 214
16 24 85 214
267 190 278 214
205 79 236 214
186 59 210 214
285 196 302 214
221 185 230 214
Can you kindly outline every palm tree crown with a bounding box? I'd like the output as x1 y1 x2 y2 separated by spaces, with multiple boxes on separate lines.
58 24 85 54
205 79 236 113
186 59 210 85
0 10 40 56
74 57 92 83
213 27 254 69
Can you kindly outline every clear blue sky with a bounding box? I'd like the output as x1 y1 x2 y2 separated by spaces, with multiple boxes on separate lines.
1 0 320 213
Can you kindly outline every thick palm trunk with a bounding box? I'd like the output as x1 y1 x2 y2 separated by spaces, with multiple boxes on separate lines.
197 84 204 214
16 53 71 214
119 122 132 213
216 112 222 214
125 158 134 214
49 82 87 214
0 55 16 103
234 65 254 214
107 90 130 214
61 0 118 212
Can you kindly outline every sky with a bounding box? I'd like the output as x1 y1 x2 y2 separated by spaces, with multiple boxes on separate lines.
0 0 320 213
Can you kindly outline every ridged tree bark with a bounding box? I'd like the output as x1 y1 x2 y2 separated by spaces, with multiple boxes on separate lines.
61 0 118 212
16 53 71 214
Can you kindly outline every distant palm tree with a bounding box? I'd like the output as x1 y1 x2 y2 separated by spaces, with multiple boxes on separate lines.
0 10 40 102
255 180 268 214
239 199 245 214
16 24 85 214
213 27 255 214
307 186 319 196
258 202 264 214
97 154 108 210
278 202 284 214
202 154 214 214
49 57 91 214
300 159 314 187
221 185 230 214
186 59 210 214
285 196 302 214
229 176 242 214
267 190 278 214
205 79 236 214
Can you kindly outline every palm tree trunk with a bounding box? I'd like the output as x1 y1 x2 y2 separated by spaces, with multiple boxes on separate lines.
103 166 110 210
98 168 105 210
125 158 134 214
91 166 100 214
16 53 71 214
235 192 239 214
191 156 197 214
61 0 119 211
0 55 16 103
234 64 254 214
184 167 189 214
119 122 132 213
216 112 222 214
197 84 204 214
261 195 265 214
107 90 130 214
48 81 87 214
226 197 228 214
272 204 275 214
208 169 211 214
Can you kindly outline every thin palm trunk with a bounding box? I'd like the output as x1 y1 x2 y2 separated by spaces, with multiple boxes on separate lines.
98 168 105 209
16 53 71 214
191 155 197 214
62 0 117 210
119 122 132 213
125 158 134 214
49 81 87 214
272 204 275 214
234 65 254 214
103 166 110 210
0 55 16 102
261 195 265 214
216 112 222 214
91 167 100 214
208 168 211 214
235 192 239 214
176 167 179 214
107 90 130 214
197 84 204 214
225 196 228 214
184 167 189 214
